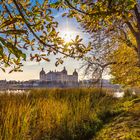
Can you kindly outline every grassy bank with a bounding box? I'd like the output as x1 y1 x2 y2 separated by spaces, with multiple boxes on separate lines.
93 97 140 140
0 88 139 140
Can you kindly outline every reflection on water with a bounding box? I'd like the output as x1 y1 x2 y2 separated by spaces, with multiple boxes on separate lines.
0 90 126 98
0 89 136 98
114 91 124 98
0 90 28 94
114 90 136 98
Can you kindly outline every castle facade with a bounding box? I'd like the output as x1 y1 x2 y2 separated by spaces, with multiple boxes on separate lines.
39 67 78 85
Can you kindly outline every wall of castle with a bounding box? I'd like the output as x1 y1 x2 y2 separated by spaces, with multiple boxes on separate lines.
40 74 78 82
40 68 78 85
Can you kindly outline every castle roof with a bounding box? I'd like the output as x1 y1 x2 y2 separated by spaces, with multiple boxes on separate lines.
40 67 78 76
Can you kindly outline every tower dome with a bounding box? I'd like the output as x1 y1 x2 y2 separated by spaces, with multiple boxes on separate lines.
73 69 78 76
40 68 45 75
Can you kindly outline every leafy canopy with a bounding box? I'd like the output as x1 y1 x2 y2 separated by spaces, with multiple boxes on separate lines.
109 44 140 87
0 0 91 73
55 0 140 87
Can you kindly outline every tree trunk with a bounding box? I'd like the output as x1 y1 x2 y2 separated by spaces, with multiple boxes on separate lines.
100 73 103 94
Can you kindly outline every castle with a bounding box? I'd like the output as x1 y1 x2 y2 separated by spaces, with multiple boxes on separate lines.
39 67 78 85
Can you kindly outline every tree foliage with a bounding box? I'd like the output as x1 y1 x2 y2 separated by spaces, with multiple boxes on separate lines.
57 0 140 87
0 0 91 72
109 44 140 87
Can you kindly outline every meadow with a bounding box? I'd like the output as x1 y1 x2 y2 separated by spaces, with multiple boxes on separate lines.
0 88 139 140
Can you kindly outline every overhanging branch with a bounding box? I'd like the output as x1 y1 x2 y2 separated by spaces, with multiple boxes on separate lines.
12 0 78 58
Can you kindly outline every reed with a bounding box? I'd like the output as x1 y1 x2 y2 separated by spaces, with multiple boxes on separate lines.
0 88 119 140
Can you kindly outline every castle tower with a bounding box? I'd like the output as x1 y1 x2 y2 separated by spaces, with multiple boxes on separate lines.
73 69 78 82
61 67 67 83
40 68 45 81
62 67 67 75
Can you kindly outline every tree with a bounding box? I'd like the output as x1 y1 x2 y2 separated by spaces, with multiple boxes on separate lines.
0 0 91 73
109 37 140 87
80 30 111 81
56 0 140 86
62 0 140 60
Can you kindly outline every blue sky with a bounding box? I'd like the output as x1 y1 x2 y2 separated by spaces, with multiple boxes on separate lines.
0 5 90 81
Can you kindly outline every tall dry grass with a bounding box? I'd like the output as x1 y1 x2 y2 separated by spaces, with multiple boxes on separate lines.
0 88 118 140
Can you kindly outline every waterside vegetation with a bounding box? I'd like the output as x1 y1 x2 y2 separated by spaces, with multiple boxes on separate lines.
0 88 140 140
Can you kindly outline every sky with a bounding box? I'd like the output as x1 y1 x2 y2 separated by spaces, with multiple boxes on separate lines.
0 6 91 81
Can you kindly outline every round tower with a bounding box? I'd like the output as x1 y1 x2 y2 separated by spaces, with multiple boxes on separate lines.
73 69 78 83
62 67 67 75
40 68 45 80
73 69 78 76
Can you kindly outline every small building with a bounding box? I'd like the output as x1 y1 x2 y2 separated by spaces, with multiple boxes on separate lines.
0 80 7 87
